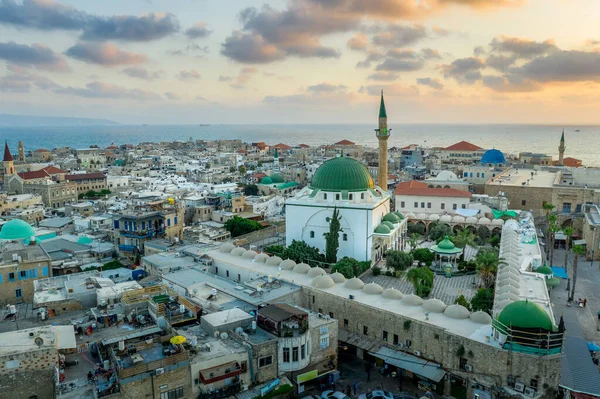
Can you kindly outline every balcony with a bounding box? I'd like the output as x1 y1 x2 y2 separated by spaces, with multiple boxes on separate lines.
119 244 136 253
119 228 165 238
200 362 242 384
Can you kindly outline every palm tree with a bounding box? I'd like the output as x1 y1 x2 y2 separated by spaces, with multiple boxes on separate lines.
570 244 586 301
547 213 558 263
452 229 478 248
543 203 556 259
563 226 574 269
408 233 421 251
476 252 505 288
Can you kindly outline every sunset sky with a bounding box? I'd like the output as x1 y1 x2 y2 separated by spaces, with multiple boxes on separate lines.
1 0 600 124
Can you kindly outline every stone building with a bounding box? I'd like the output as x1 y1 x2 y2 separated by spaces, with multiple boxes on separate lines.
76 148 106 170
65 172 108 194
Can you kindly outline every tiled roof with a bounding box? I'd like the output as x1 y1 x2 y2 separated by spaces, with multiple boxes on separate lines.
298 144 310 148
335 139 355 146
3 142 13 162
33 149 50 153
394 180 471 198
65 172 106 181
273 143 291 149
443 141 483 151
18 166 67 180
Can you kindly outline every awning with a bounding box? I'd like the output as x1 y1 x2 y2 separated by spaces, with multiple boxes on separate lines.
573 239 587 246
455 208 479 217
551 267 568 279
369 347 446 382
339 329 383 353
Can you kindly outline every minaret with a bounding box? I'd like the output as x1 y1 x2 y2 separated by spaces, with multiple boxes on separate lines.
3 141 14 177
558 129 565 165
273 148 280 173
17 140 25 162
375 90 390 191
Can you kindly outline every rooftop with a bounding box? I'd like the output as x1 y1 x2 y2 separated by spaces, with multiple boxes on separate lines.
487 168 560 188
443 141 483 151
0 325 76 356
394 180 471 198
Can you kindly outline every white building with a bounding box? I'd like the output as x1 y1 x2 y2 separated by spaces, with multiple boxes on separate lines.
286 156 407 262
394 180 471 214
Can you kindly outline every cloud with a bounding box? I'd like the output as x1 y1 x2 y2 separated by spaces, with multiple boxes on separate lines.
421 48 442 60
0 65 62 92
473 46 486 56
368 72 400 81
362 83 419 97
307 83 347 93
230 67 259 88
489 36 557 58
164 91 182 100
512 50 600 83
219 75 233 82
66 42 147 66
0 41 69 72
122 66 165 81
416 77 444 90
221 31 285 63
0 0 86 31
485 54 517 71
81 12 179 42
177 69 201 81
55 80 161 100
371 24 427 48
441 57 485 84
168 43 209 56
481 75 541 92
347 33 368 51
375 49 425 71
185 22 211 39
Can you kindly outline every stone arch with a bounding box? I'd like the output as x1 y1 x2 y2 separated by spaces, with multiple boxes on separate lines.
466 225 476 234
492 227 502 236
428 185 434 188
444 185 451 188
561 219 572 228
436 185 442 188
453 225 464 234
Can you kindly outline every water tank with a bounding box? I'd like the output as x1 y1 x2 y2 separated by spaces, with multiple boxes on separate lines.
118 340 125 351
211 288 217 296
268 275 273 283
189 336 198 346
235 327 244 335
179 304 185 314
103 359 110 370
220 332 229 340
251 321 257 331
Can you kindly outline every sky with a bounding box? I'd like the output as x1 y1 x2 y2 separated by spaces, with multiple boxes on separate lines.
1 0 600 124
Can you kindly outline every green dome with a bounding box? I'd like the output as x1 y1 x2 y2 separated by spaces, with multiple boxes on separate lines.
311 157 375 191
374 224 391 234
270 174 285 183
431 236 463 254
0 219 35 240
438 236 455 250
383 212 400 223
498 300 553 331
260 176 273 185
536 265 553 275
382 221 394 229
394 211 405 220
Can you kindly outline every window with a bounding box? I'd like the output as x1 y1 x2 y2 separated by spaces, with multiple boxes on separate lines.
160 387 184 399
427 202 431 209
292 347 299 362
301 344 306 359
393 334 399 345
320 336 330 349
312 295 315 304
363 325 368 335
167 219 171 227
349 194 353 200
343 234 348 241
259 356 273 368
318 308 323 314
461 204 466 209
414 202 418 208
283 347 290 362
530 379 538 390
0 274 2 283
329 312 334 319
29 269 38 278
15 288 22 298
463 172 468 177
310 231 315 238
453 204 457 210
421 202 425 208
382 330 388 341
226 270 229 278
562 202 571 214
400 201 405 208
238 274 241 282
215 267 218 275
335 194 340 200
9 272 15 282
343 319 348 328
459 357 469 371
324 193 328 200
476 172 480 178
174 216 178 225
361 193 364 200
481 173 485 178
441 203 445 210
522 200 527 206
19 270 27 280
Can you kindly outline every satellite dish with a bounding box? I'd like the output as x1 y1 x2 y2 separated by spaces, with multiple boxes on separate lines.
34 337 44 347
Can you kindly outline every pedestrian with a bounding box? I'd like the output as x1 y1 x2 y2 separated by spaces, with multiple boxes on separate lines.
584 298 587 307
353 381 358 395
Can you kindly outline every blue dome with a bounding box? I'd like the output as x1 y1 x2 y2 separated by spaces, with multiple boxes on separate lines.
481 149 505 165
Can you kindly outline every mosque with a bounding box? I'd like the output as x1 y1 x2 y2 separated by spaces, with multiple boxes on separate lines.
285 93 407 262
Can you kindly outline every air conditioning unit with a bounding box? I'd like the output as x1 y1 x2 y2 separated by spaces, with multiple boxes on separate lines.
396 343 404 349
414 350 421 356
464 364 473 372
524 387 536 397
514 383 525 393
155 368 165 376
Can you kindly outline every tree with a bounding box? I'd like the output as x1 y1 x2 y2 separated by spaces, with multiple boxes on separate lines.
323 207 343 263
547 214 558 265
408 222 425 236
331 257 369 278
84 190 98 198
476 251 504 288
407 267 434 297
244 184 259 196
224 215 263 237
454 294 472 311
412 248 435 266
476 226 490 244
563 226 574 269
229 166 236 173
264 244 284 254
569 245 586 301
239 165 247 175
386 250 413 273
452 229 477 248
470 288 495 313
282 240 325 264
543 203 556 258
408 233 421 251
100 189 111 196
429 223 451 241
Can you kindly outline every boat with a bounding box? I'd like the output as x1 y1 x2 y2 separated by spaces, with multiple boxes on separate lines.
575 129 580 132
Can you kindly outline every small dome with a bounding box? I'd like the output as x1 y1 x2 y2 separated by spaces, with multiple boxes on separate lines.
405 212 416 219
231 247 246 257
260 176 273 185
536 265 553 275
270 174 285 183
381 288 403 299
402 294 423 306
242 250 258 259
444 304 470 319
307 267 326 278
423 298 447 313
497 285 519 296
466 216 478 224
491 219 504 226
496 292 520 302
417 213 429 220
452 216 465 223
478 217 491 225
311 156 375 191
436 170 458 180
496 299 514 311
382 221 395 229
498 300 553 331
374 224 391 235
438 236 456 250
280 259 296 270
254 253 269 263
440 214 452 222
470 311 492 324
504 220 520 231
383 213 400 224
481 149 506 165
394 211 405 220
363 283 384 295
497 276 520 288
219 243 235 253
345 277 365 290
330 272 346 283
0 219 35 240
428 214 440 221
312 275 335 289
293 262 311 274
266 256 283 266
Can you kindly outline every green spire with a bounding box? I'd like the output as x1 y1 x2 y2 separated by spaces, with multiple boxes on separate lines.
560 129 564 142
379 90 387 118
274 148 278 158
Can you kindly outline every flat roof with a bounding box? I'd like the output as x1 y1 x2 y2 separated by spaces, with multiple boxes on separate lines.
487 168 559 188
0 326 75 356
202 308 253 328
143 253 196 270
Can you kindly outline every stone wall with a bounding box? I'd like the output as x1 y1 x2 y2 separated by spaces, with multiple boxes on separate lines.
120 362 193 399
484 184 553 213
251 339 278 384
0 348 57 399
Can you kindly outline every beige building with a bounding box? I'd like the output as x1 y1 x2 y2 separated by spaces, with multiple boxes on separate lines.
518 152 552 166
76 148 106 170
0 193 43 214
0 242 52 304
6 174 78 208
484 168 559 212
65 172 108 194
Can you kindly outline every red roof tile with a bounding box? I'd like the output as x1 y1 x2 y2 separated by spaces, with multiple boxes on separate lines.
65 172 106 181
17 166 67 180
394 180 471 198
298 144 310 148
273 143 291 149
443 141 483 151
34 148 50 153
335 139 355 146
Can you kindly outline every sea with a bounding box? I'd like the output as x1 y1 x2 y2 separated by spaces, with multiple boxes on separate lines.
1 124 598 166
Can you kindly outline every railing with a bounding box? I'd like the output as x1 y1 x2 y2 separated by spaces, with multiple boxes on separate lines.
118 350 188 379
118 244 135 253
493 319 563 356
119 228 164 238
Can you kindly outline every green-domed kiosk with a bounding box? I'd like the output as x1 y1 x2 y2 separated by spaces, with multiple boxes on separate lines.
0 219 35 240
430 236 463 270
310 156 375 191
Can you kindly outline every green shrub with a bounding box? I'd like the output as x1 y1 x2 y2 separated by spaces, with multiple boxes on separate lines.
372 266 381 276
386 251 413 272
412 248 435 266
454 294 472 311
331 257 370 278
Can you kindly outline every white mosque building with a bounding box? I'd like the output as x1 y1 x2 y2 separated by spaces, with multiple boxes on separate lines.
285 93 407 262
